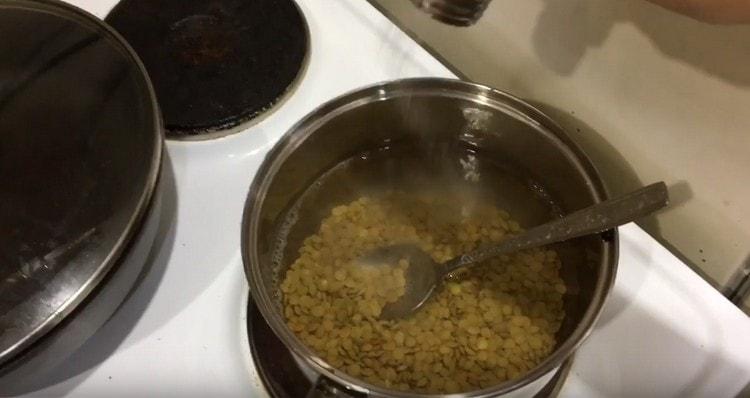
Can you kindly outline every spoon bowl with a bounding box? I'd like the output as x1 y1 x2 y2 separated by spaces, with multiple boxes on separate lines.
358 244 444 320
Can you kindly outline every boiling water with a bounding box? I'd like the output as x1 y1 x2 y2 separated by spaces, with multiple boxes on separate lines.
269 142 564 305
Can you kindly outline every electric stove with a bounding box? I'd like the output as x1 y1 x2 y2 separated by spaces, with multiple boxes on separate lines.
12 0 750 396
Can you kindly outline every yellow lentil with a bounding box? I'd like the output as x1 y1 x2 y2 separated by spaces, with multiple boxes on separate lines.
280 193 565 394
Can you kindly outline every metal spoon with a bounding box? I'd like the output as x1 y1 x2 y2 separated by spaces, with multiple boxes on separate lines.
361 182 669 320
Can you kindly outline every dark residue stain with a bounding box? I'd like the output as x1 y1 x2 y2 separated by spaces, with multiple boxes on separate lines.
105 0 308 136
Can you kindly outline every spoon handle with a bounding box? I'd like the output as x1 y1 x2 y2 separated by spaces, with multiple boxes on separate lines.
442 182 669 274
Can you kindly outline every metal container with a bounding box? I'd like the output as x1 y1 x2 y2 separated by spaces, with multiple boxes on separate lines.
410 0 493 26
0 0 162 389
242 78 616 397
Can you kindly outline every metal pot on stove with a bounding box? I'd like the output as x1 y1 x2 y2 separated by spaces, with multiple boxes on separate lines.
0 0 163 390
242 78 617 397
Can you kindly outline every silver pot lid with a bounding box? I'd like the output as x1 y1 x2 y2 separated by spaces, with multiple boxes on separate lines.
0 0 161 365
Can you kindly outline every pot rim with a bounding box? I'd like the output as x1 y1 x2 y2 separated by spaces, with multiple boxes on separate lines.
241 77 617 397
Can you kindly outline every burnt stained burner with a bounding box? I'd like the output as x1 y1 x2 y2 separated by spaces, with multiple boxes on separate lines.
106 0 308 138
246 297 573 397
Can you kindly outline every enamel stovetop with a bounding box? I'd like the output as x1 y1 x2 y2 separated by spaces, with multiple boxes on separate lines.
22 0 750 396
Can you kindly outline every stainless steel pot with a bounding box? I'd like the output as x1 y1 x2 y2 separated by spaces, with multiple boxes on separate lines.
0 0 162 389
242 78 617 397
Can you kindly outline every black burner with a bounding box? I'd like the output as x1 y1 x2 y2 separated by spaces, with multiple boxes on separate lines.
246 298 572 397
106 0 308 138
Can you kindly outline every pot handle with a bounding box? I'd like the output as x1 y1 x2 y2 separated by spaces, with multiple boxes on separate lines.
306 377 367 398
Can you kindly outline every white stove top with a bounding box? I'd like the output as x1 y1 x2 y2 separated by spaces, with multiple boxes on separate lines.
24 0 750 396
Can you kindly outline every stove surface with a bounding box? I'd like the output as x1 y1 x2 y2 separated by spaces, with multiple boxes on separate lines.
15 0 750 397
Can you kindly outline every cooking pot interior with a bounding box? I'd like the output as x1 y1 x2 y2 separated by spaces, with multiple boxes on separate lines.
255 90 611 355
